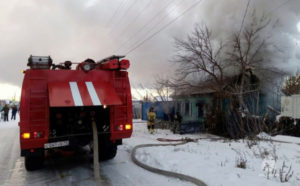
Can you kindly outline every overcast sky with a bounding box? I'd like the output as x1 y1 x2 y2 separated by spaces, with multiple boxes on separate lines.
0 0 299 100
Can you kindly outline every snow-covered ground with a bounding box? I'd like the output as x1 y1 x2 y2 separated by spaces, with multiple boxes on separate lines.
0 117 299 186
127 120 300 186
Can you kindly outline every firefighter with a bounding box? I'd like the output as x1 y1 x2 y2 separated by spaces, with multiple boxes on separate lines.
147 107 156 134
173 112 182 134
1 104 9 122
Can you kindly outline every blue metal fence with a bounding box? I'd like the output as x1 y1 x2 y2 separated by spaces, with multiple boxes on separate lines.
141 102 174 121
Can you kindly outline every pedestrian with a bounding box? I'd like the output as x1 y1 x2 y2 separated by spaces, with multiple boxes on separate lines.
173 112 182 134
11 105 18 120
0 104 3 121
147 107 156 134
1 104 9 122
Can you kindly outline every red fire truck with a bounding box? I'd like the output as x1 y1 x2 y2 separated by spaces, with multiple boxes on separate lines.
19 55 133 170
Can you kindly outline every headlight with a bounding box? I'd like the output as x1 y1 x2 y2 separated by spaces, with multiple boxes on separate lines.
83 63 91 71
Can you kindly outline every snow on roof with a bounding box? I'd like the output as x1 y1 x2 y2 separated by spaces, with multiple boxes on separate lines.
154 96 173 101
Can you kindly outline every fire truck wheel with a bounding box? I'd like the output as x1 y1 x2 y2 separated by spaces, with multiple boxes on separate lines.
98 136 117 161
25 153 44 171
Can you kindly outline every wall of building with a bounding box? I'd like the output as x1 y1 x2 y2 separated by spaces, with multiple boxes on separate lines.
175 96 212 122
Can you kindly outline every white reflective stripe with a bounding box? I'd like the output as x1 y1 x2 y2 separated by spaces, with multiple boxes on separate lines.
86 82 102 105
69 82 83 106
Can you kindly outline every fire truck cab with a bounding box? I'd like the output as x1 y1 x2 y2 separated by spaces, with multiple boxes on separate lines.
19 55 133 170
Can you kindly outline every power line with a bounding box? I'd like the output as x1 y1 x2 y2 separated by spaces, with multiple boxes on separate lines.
118 0 153 38
125 0 204 55
238 0 293 36
113 0 175 53
108 0 138 36
238 0 251 37
267 0 292 16
123 0 187 54
105 0 128 29
106 0 130 35
114 0 174 53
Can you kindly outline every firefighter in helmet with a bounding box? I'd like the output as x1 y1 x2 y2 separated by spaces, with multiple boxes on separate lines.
173 111 182 134
147 107 156 134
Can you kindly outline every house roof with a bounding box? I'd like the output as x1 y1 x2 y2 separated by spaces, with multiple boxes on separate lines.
177 87 216 96
154 96 173 101
172 72 260 98
172 84 218 98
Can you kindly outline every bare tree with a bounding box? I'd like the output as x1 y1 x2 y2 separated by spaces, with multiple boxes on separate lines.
170 25 229 134
282 74 300 96
135 82 175 122
153 80 175 121
226 14 271 110
134 84 157 102
223 17 271 138
173 25 227 95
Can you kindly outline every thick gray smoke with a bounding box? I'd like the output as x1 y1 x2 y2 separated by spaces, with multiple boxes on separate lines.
192 0 300 74
0 0 299 92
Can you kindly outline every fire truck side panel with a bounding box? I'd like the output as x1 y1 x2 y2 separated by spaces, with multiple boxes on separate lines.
19 70 50 150
110 71 133 140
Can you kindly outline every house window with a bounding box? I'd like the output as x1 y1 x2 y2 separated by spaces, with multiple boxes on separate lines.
196 102 204 118
185 101 191 116
176 102 181 113
181 102 184 114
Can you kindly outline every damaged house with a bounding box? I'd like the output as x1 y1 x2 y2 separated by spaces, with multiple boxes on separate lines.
172 71 279 136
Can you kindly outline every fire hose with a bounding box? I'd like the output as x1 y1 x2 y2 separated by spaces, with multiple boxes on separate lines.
91 119 101 185
131 138 208 186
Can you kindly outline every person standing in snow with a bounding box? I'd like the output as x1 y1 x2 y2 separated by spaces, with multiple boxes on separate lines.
147 107 156 134
173 112 182 134
11 105 18 120
0 104 3 121
1 104 9 122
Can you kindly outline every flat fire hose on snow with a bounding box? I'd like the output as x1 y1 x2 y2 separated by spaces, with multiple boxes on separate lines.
92 120 101 185
131 138 207 186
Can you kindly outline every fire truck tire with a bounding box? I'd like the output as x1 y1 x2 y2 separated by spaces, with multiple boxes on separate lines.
98 136 117 161
25 153 44 171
